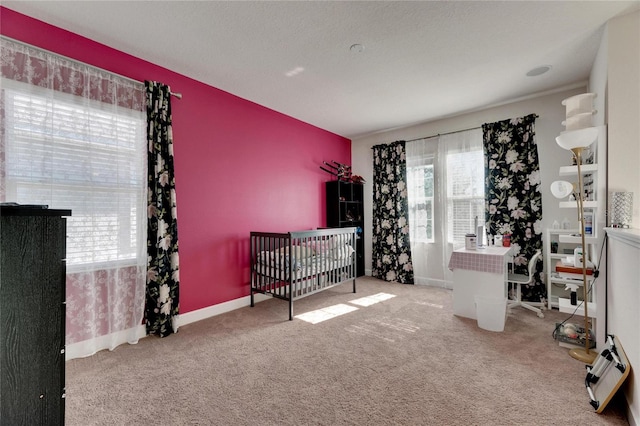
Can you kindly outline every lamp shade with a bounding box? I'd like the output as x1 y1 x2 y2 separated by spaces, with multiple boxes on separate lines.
551 180 574 199
556 127 598 150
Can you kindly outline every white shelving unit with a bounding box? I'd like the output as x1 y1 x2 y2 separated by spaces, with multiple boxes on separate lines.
545 228 596 310
548 93 607 353
547 144 603 314
548 125 606 309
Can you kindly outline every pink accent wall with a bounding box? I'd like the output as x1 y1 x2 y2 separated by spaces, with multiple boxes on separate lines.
1 7 351 313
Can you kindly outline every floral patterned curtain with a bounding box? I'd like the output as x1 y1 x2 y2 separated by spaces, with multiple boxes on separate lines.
0 37 145 109
1 37 147 359
145 81 180 337
371 141 414 284
483 114 544 303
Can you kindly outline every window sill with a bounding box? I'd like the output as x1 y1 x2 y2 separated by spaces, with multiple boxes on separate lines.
66 258 145 274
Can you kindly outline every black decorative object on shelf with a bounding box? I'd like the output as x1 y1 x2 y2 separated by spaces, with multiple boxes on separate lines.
320 160 352 181
320 160 367 184
326 180 365 277
350 174 366 184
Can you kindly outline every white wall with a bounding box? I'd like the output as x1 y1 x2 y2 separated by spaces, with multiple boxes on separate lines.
595 9 640 426
607 10 640 227
352 87 587 279
607 230 640 426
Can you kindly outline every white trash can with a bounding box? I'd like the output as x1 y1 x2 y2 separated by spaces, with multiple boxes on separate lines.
475 296 507 332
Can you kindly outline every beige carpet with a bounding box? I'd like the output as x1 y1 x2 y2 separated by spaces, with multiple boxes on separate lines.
65 276 628 425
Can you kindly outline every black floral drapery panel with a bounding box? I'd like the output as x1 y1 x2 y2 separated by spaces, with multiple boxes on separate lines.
372 141 414 284
483 114 545 303
145 81 180 337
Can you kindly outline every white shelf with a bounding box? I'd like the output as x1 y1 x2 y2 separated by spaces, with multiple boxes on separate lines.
545 228 597 311
544 228 582 309
558 341 585 350
550 228 580 234
558 163 598 176
559 200 598 208
558 297 596 318
548 273 594 286
558 234 597 244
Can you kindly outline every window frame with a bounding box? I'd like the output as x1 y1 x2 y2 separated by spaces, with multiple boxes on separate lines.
2 80 146 272
407 160 435 244
445 149 485 245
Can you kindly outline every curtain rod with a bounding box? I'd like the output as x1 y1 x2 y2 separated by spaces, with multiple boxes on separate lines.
407 113 538 141
375 112 539 147
1 35 182 99
372 125 482 149
407 125 482 143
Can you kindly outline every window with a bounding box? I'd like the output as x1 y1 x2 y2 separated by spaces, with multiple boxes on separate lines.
406 129 483 285
407 161 434 243
406 129 484 248
3 86 146 268
446 150 485 244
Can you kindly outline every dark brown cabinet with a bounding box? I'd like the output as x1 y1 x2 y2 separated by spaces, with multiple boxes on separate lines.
1 206 70 426
326 181 364 277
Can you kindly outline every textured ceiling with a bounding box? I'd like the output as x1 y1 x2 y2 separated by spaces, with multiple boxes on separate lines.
3 1 639 139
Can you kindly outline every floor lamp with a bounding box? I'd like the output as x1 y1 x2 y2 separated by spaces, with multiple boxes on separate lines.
555 126 599 364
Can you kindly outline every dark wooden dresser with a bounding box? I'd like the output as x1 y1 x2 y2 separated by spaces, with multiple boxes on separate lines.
1 205 71 425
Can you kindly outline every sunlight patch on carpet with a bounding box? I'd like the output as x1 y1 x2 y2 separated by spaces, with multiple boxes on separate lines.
367 317 420 333
349 292 396 307
295 303 359 324
344 324 397 342
345 316 420 342
413 300 444 309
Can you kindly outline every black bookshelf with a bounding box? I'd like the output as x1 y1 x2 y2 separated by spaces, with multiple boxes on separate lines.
326 181 364 277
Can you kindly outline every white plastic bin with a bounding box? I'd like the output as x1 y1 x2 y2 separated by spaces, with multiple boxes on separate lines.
562 111 594 131
562 92 596 118
475 296 507 332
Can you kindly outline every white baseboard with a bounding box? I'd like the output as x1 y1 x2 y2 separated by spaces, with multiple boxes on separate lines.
66 293 271 361
414 276 453 290
176 292 270 328
365 271 452 290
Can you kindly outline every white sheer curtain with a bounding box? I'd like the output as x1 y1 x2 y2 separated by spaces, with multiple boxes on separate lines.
0 37 147 359
406 128 483 288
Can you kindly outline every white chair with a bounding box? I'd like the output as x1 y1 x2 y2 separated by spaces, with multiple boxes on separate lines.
507 249 545 318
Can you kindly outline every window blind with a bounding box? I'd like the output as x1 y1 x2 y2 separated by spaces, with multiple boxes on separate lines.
446 150 485 243
3 87 146 267
407 160 434 243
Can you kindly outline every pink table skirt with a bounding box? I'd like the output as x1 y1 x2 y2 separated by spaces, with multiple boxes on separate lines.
448 246 512 275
